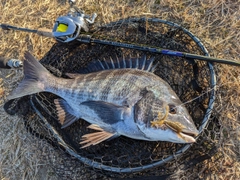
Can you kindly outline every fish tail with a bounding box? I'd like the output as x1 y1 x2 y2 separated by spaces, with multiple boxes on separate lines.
7 51 52 100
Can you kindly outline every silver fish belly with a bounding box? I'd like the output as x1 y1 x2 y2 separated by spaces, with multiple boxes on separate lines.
8 52 199 148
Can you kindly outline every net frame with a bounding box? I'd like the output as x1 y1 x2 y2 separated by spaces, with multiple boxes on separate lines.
2 18 216 177
26 18 217 173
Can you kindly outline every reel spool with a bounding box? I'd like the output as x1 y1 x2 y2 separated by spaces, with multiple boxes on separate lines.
52 1 97 43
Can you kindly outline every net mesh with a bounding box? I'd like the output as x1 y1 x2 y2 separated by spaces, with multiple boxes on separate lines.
3 18 220 179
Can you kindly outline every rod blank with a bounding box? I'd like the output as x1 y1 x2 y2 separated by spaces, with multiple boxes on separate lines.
1 23 240 66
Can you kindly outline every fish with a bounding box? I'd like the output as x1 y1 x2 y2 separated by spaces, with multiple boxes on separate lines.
8 51 199 148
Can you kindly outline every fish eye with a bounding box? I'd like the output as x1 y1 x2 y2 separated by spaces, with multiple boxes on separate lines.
169 104 177 114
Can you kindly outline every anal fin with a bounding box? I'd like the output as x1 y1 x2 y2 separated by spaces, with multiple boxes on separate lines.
54 98 79 128
80 124 117 148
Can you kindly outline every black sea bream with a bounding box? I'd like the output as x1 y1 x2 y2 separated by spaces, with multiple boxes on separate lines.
8 52 199 148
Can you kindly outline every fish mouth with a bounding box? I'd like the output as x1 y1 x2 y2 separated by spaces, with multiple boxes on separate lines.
179 129 199 143
166 124 199 143
181 128 199 137
178 132 196 143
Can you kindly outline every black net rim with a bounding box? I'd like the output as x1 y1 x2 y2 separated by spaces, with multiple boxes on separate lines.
29 17 217 173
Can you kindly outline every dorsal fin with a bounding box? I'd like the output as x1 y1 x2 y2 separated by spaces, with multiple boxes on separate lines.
78 55 156 74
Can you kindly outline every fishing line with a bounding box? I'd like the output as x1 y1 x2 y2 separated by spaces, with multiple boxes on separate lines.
175 81 233 109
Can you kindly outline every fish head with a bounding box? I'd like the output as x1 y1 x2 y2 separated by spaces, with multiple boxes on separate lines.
134 88 199 143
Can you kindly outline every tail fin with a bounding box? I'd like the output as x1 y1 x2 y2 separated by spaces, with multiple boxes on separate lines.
7 51 51 100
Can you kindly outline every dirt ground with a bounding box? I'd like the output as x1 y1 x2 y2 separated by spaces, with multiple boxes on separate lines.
0 0 240 179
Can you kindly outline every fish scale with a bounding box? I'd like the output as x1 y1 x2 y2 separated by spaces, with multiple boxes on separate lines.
69 71 106 101
102 72 133 102
8 52 200 148
98 72 116 101
86 71 116 99
59 70 149 105
101 70 148 104
47 68 175 113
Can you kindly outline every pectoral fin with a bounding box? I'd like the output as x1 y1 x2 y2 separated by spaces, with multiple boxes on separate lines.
54 98 79 128
80 124 117 148
81 100 131 125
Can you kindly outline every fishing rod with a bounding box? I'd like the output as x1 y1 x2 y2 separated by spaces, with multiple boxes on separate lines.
1 0 239 67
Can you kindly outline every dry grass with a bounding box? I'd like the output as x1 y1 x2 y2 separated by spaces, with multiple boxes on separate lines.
0 0 240 179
